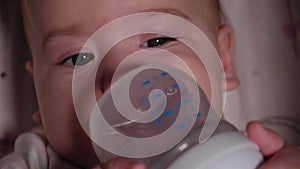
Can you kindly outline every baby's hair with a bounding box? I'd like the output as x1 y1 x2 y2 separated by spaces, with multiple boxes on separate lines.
213 0 224 25
207 0 224 33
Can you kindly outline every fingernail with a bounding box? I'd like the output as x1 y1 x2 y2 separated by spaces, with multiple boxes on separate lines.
132 163 146 169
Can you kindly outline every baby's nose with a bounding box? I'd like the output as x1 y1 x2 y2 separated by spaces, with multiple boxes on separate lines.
94 39 139 94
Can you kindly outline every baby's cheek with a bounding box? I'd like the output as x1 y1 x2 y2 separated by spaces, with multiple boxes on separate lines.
34 69 98 167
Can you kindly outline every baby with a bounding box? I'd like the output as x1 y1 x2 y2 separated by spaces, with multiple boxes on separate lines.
1 0 300 169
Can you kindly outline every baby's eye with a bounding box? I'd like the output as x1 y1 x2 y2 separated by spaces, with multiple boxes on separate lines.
141 37 177 48
63 53 95 66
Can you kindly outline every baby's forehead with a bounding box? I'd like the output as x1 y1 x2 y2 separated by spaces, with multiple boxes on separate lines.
22 0 219 50
22 0 219 26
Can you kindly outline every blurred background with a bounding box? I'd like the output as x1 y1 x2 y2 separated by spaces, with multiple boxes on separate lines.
221 0 300 145
0 0 37 157
0 0 299 158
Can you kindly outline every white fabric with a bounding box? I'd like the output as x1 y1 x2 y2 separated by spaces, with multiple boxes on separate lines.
0 127 82 169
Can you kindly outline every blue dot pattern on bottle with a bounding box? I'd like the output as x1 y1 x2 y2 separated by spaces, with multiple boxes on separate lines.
135 69 201 132
153 93 163 100
142 80 151 86
112 68 202 138
164 109 174 116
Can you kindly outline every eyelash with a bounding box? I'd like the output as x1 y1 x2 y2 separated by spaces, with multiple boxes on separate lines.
62 53 95 66
141 37 177 48
63 37 177 66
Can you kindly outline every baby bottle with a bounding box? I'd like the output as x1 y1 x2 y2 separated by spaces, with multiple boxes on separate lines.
88 63 263 169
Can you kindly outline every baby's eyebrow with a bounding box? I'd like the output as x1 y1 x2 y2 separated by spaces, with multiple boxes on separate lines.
42 25 82 49
139 8 191 20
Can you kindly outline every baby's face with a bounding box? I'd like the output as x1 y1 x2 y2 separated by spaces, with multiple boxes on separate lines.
22 0 234 168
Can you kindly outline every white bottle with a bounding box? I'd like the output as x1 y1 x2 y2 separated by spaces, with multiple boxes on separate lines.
90 64 263 169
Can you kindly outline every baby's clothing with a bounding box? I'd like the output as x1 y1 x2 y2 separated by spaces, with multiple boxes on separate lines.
0 127 82 169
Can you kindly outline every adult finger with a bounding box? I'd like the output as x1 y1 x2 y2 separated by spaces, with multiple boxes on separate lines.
246 121 284 156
